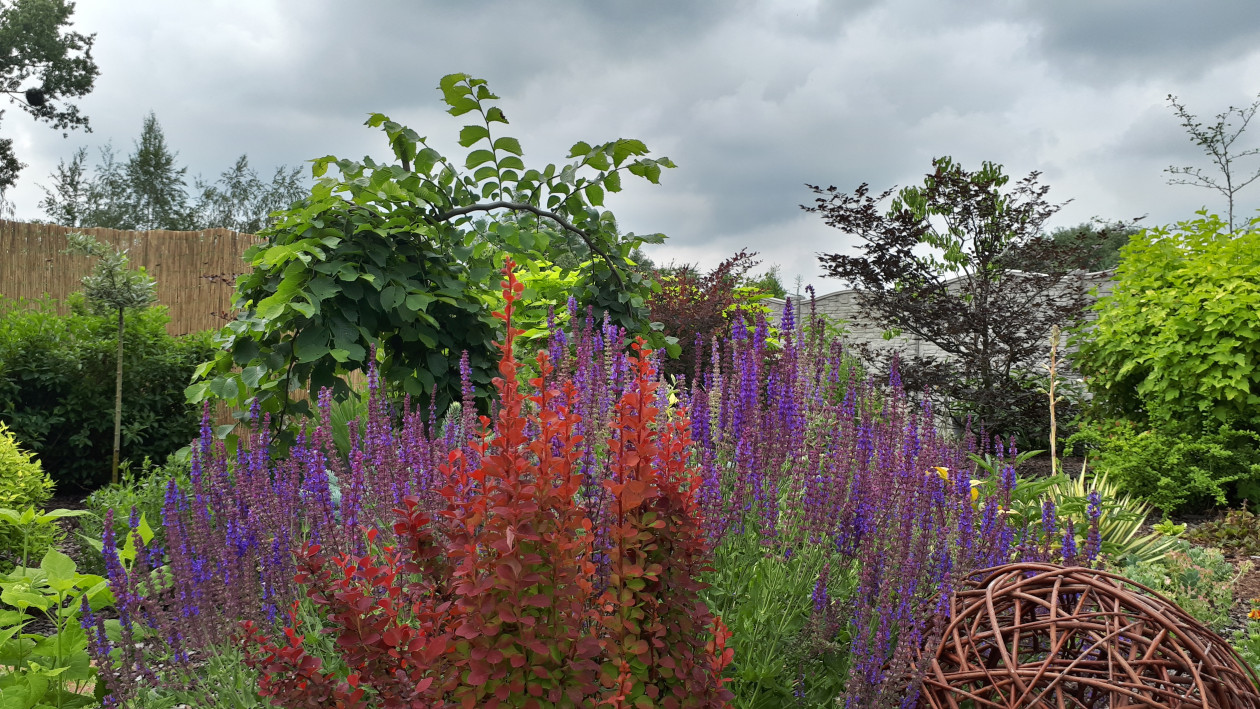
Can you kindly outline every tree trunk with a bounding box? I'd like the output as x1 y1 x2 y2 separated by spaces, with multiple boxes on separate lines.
113 307 124 485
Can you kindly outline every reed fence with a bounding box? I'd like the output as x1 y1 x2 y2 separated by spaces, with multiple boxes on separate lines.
0 219 260 336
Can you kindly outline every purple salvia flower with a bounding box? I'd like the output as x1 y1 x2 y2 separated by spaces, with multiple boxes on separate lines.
1062 523 1079 566
1084 490 1103 565
1041 499 1058 560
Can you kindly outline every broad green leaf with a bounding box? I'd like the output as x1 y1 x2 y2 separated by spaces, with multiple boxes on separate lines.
458 125 490 147
493 137 522 156
294 327 329 363
604 170 622 193
584 184 605 207
405 293 434 312
465 149 495 169
612 139 648 166
38 549 76 583
1 587 50 611
31 511 87 526
240 365 266 388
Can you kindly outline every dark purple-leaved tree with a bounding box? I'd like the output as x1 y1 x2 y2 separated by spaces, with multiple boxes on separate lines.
805 156 1099 441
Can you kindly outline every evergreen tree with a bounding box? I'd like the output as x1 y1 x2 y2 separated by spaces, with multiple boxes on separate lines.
124 111 190 230
39 113 307 232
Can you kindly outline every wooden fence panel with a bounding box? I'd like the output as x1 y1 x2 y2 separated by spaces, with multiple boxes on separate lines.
0 220 261 335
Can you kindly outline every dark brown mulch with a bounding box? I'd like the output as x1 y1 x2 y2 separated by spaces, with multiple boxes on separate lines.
1011 454 1086 480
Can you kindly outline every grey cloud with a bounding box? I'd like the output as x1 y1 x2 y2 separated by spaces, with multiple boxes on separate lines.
6 0 1260 294
1018 1 1260 84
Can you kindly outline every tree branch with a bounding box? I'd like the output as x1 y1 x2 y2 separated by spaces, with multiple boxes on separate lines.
432 200 624 287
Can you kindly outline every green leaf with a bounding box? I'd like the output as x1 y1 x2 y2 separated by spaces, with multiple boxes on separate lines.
240 365 266 388
404 147 438 175
465 149 495 169
33 509 87 524
1 587 51 612
493 137 523 156
604 170 622 193
568 141 592 158
446 98 479 117
485 106 508 124
585 151 610 171
40 550 76 590
584 184 605 207
405 293 434 313
294 328 329 363
612 139 648 166
458 125 490 147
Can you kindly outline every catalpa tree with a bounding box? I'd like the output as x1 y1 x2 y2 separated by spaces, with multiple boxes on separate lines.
189 73 676 427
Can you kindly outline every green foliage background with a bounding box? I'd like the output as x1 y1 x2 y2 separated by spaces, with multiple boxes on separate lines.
0 296 213 490
1065 419 1260 514
0 421 55 569
189 73 675 423
1072 212 1260 434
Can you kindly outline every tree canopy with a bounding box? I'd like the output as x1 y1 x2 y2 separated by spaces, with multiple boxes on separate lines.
39 111 307 231
807 156 1097 440
0 0 98 199
188 73 675 427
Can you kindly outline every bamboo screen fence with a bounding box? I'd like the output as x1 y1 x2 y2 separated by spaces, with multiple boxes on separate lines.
0 220 261 336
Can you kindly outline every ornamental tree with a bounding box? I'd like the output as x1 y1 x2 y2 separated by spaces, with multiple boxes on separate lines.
188 73 675 427
647 249 770 381
807 156 1099 440
62 231 156 484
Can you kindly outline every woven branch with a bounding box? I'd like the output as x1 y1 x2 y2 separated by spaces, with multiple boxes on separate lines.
918 563 1260 708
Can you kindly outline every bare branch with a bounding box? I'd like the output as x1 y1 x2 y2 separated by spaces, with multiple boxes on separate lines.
432 200 624 287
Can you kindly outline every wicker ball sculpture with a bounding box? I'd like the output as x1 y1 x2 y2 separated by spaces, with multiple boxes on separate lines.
919 563 1260 708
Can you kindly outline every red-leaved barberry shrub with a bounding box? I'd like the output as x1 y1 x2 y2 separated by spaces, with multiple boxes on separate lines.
646 250 763 381
241 261 733 708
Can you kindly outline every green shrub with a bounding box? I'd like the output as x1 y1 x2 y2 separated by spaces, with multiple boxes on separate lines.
0 422 55 569
1072 212 1260 434
0 295 214 490
1110 543 1250 633
1066 419 1260 514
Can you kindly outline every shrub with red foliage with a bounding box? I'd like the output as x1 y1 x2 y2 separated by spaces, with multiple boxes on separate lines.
240 261 733 708
647 250 763 381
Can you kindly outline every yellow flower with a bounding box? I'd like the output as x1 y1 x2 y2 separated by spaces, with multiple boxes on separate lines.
1249 606 1260 621
929 467 980 502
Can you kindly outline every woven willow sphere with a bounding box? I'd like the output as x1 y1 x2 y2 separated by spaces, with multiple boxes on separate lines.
919 563 1260 709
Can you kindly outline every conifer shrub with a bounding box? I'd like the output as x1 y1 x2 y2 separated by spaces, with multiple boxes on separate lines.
1066 418 1260 514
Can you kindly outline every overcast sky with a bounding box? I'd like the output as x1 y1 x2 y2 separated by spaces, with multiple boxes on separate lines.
6 0 1260 293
